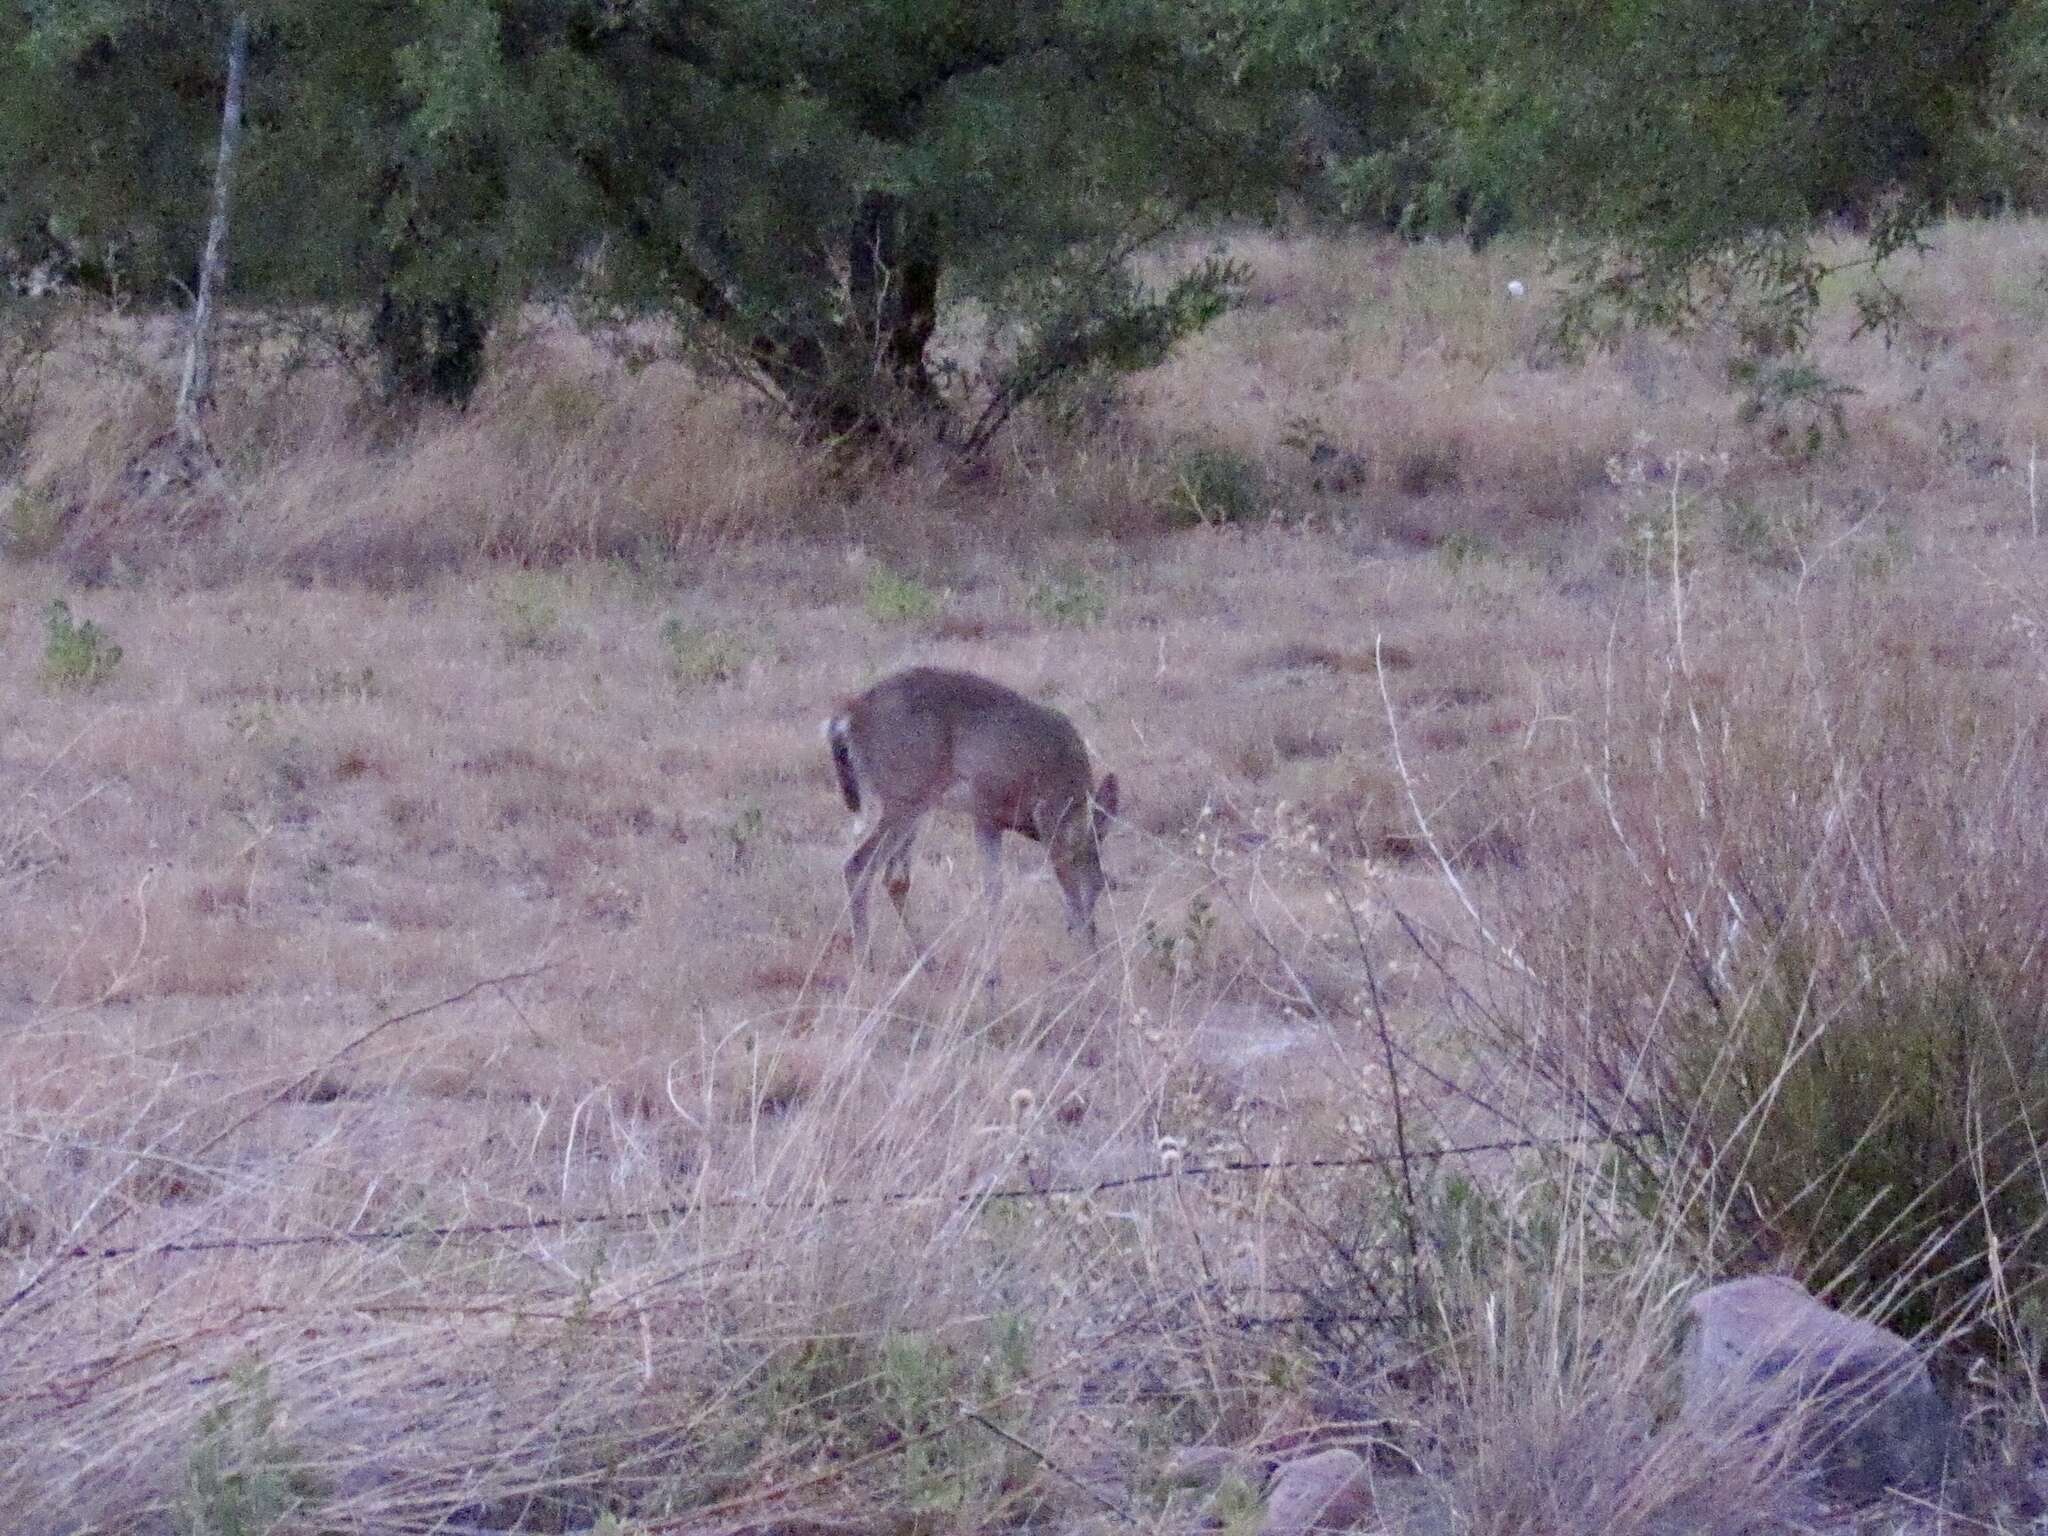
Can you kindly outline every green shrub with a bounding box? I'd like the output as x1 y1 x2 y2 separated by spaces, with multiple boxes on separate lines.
1169 446 1265 526
1718 493 1814 571
722 1317 1036 1516
1673 942 2048 1344
177 1360 325 1536
1730 358 1856 463
862 565 942 624
1607 492 1700 578
42 598 122 689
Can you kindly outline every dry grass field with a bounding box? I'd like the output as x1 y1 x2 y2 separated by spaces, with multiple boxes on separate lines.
3 220 2048 1533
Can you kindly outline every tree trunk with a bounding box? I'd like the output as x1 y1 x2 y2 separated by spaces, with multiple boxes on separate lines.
848 192 939 405
371 284 489 408
175 12 248 454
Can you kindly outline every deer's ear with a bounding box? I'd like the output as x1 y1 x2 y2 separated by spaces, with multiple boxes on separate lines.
1093 773 1119 836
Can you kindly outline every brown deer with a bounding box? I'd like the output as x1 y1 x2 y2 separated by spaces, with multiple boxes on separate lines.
824 667 1119 958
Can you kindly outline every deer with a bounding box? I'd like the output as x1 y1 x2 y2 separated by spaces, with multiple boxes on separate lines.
823 667 1120 962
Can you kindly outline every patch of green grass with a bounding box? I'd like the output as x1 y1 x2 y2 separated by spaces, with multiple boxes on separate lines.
863 565 942 624
2 483 60 560
42 598 122 690
1676 944 2048 1349
1026 569 1109 627
177 1359 326 1536
1436 529 1495 574
495 573 565 654
1209 1474 1265 1536
661 618 747 685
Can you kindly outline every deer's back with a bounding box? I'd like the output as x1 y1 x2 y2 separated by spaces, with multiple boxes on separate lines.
845 668 1093 832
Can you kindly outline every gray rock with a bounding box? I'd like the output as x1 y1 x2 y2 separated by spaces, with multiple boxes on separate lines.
1259 1448 1376 1536
1680 1276 1958 1501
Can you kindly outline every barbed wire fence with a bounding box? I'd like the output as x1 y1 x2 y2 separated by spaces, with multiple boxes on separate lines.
11 967 1653 1339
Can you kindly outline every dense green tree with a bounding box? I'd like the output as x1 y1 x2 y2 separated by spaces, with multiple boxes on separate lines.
564 0 1320 437
1347 0 2048 344
7 0 2045 427
0 1 602 404
1 0 1320 424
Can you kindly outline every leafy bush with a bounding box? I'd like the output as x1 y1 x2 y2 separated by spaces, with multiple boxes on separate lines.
1486 645 2048 1359
1718 494 1814 571
1730 359 1857 463
1170 447 1266 527
177 1360 325 1536
42 598 121 689
1673 942 2048 1344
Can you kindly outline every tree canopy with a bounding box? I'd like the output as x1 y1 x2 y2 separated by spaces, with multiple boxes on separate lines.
3 0 2045 429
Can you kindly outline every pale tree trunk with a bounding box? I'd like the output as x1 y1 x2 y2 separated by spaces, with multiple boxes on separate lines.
175 12 249 454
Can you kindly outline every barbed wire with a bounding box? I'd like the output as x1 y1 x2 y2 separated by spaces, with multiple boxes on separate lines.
51 1129 1648 1267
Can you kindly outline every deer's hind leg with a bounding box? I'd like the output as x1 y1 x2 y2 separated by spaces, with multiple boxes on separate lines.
845 810 924 961
881 822 924 949
972 817 1007 987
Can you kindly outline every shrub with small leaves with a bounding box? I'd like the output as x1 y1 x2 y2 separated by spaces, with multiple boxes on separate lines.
1142 896 1216 977
1169 446 1265 527
42 598 121 689
1719 493 1814 571
1674 942 2048 1349
1731 358 1856 463
177 1359 326 1536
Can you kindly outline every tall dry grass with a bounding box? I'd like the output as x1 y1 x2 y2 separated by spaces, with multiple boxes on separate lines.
4 220 2048 1530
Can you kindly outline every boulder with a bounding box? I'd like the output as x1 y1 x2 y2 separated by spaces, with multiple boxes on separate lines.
1258 1448 1376 1536
1680 1276 1957 1501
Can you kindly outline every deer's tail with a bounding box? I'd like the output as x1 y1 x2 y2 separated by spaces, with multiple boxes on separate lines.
824 714 860 813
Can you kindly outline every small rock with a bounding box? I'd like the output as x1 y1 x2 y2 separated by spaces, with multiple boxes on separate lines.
1680 1276 1958 1502
1258 1448 1376 1536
